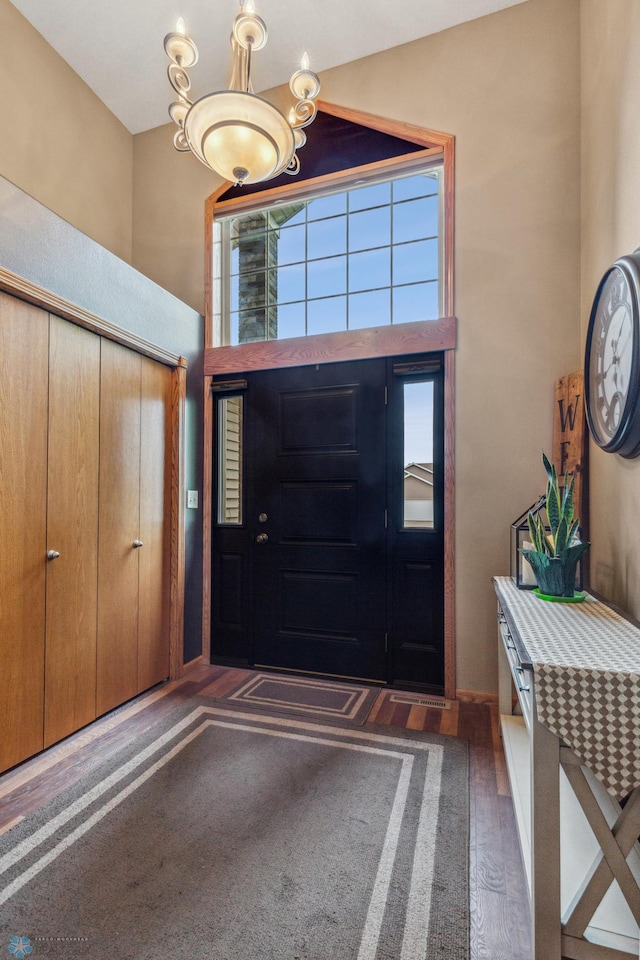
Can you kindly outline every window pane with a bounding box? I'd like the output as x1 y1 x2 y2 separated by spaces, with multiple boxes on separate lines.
230 312 240 345
393 281 439 323
276 224 306 265
307 296 347 335
349 206 391 252
275 303 306 340
393 173 438 202
307 256 347 299
393 239 438 285
403 381 434 529
218 396 243 525
307 215 347 259
349 181 390 211
231 308 272 344
393 196 439 243
307 193 347 220
230 213 267 241
281 205 306 226
275 263 305 304
231 272 267 313
349 248 390 292
348 289 391 329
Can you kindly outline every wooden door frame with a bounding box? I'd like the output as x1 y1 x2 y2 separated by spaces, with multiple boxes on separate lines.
0 265 187 682
202 102 457 698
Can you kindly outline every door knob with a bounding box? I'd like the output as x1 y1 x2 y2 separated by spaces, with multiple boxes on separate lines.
258 513 268 523
256 533 269 544
47 550 60 560
132 540 144 548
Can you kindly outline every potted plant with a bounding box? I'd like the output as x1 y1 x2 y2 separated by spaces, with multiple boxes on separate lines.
519 453 590 601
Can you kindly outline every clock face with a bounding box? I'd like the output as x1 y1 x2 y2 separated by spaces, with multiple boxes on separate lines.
585 253 640 456
588 267 634 442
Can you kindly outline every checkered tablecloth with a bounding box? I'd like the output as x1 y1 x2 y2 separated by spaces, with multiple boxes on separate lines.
494 577 640 800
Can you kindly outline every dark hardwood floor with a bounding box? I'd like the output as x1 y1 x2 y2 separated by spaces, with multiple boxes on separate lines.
0 664 532 960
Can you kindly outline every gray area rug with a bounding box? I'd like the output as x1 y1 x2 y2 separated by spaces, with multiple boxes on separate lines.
0 700 469 959
215 672 380 725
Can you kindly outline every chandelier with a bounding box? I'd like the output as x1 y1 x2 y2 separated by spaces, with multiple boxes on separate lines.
163 2 321 186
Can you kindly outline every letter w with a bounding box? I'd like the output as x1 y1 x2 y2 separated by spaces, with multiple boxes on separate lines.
558 395 580 432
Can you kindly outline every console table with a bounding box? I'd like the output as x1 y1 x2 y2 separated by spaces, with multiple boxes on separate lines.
494 577 640 960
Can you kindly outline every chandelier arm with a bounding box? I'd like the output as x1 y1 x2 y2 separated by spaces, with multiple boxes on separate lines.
173 129 191 152
290 99 318 130
168 63 192 99
245 42 253 92
284 154 301 177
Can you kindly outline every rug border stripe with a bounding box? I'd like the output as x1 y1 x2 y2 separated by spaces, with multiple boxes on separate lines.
401 747 444 958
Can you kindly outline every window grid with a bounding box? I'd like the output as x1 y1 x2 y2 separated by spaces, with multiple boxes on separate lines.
222 169 442 344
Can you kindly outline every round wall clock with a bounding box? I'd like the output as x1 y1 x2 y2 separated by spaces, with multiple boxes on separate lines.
584 248 640 458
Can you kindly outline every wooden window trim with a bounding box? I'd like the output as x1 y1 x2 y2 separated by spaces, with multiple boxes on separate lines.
202 101 457 698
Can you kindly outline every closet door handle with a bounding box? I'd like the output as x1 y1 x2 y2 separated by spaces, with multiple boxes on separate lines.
47 550 60 560
132 540 144 549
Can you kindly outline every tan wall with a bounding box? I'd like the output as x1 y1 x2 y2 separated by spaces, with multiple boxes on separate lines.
132 0 581 692
581 0 640 619
132 124 220 314
0 0 133 262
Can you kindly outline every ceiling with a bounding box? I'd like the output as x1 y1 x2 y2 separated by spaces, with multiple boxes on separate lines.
12 0 529 134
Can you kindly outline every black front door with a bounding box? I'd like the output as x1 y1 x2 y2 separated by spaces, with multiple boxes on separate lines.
211 354 445 691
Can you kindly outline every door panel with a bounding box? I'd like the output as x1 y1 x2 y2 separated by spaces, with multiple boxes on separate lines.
44 317 100 746
250 360 387 681
96 339 141 715
0 295 48 770
280 481 357 544
138 355 171 690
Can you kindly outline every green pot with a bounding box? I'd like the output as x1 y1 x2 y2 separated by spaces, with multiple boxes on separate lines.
519 544 590 598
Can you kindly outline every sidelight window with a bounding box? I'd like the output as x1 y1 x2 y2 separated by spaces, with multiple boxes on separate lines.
217 395 244 525
403 380 435 529
213 167 443 345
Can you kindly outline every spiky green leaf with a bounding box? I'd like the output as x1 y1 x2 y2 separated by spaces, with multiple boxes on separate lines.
542 452 555 482
561 473 575 521
567 517 580 545
546 479 561 535
555 516 569 555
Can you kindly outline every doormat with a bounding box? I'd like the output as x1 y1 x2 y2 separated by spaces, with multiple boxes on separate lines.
213 671 380 725
0 702 469 959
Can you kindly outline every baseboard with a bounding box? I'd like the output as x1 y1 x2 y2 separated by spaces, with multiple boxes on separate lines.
182 655 205 674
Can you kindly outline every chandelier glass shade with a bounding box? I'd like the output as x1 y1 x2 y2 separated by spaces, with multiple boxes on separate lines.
164 3 321 186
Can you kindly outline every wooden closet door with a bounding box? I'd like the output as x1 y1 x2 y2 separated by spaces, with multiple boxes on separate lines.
138 356 171 690
44 316 100 746
96 339 141 715
0 295 48 770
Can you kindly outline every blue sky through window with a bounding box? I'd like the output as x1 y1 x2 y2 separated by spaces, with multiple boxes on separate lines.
222 168 442 344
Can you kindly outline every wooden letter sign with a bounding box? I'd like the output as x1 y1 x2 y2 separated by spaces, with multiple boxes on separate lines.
552 371 587 526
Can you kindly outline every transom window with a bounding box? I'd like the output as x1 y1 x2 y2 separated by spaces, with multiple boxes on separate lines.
213 166 443 345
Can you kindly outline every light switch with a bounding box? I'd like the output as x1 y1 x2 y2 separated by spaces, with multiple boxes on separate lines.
187 490 198 509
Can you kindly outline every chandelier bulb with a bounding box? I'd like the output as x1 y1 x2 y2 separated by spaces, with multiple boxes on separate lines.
244 0 256 13
176 17 185 35
301 51 310 71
